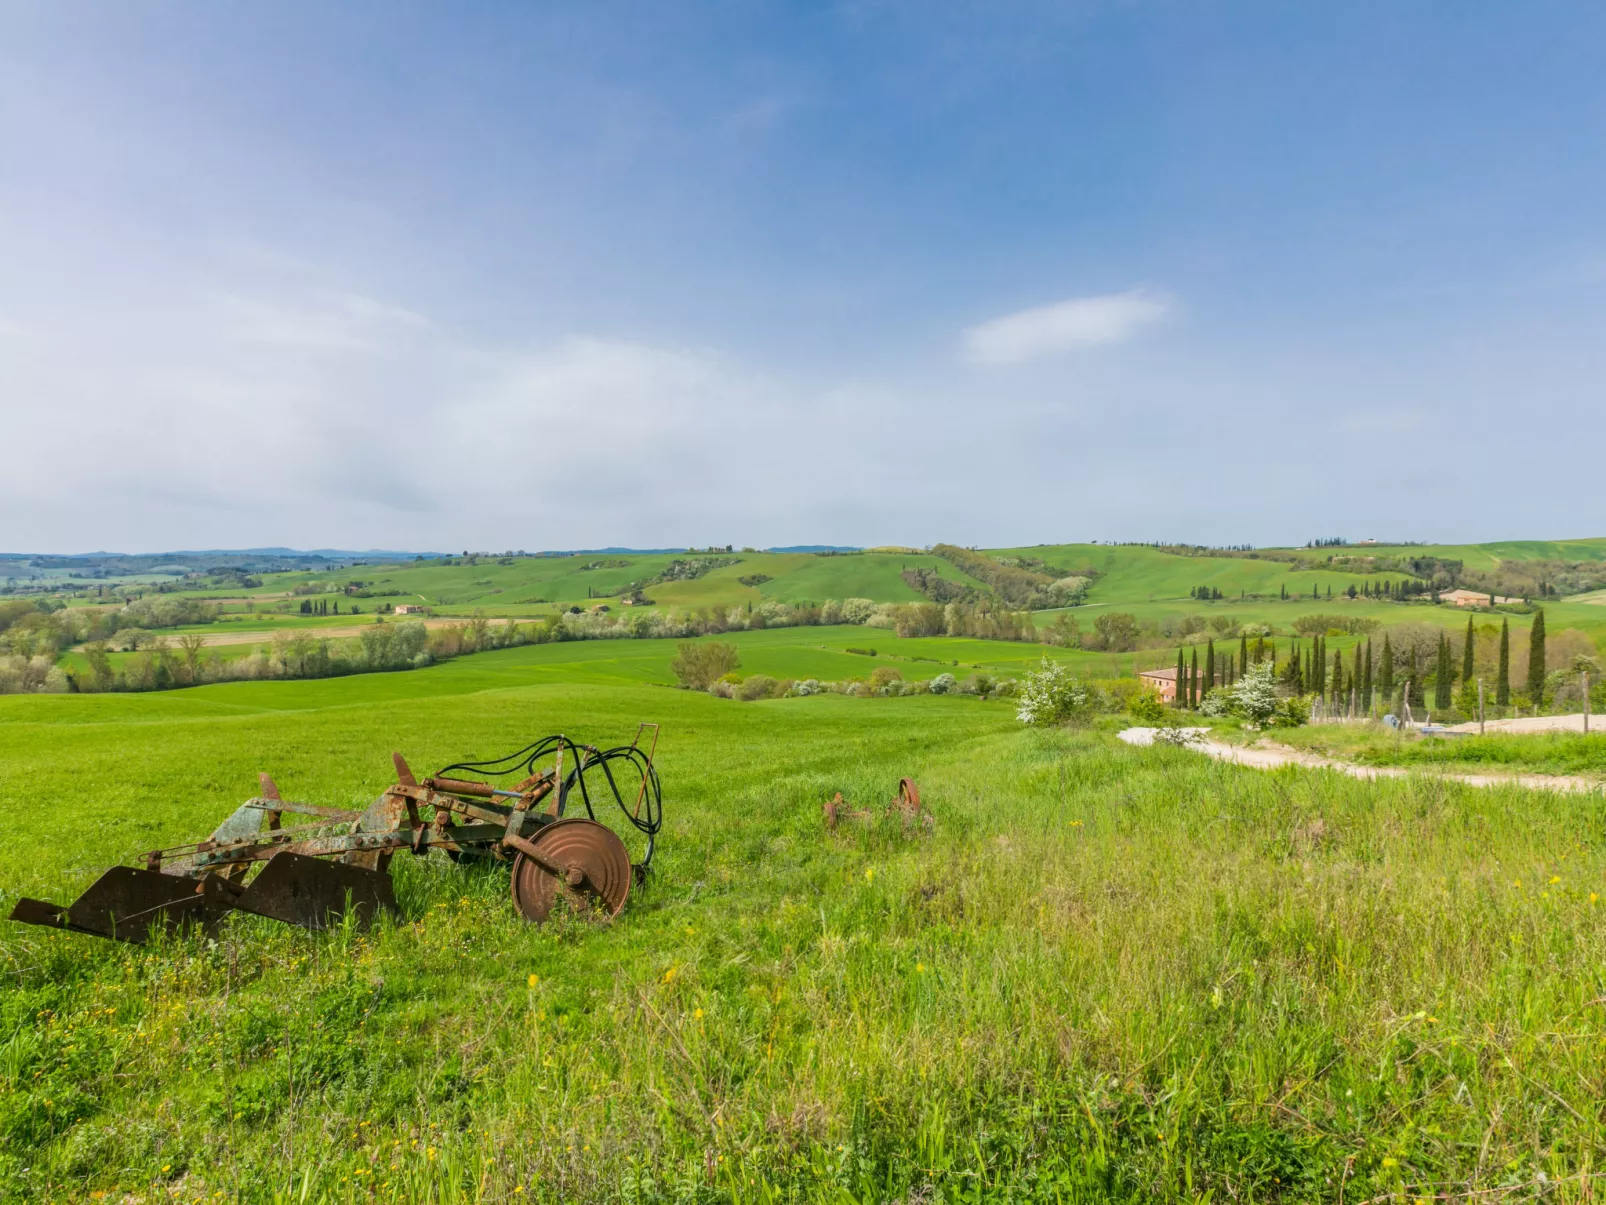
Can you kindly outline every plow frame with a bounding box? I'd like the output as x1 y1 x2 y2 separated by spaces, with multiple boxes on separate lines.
9 725 662 943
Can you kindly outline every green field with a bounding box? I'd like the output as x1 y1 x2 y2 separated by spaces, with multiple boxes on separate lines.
193 551 987 617
5 632 1606 1202
997 543 1409 604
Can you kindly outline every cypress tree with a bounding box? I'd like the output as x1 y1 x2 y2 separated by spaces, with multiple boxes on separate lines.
1315 636 1327 698
1189 649 1200 708
1280 582 1287 600
1362 639 1373 710
1239 634 1248 676
1331 647 1344 704
1435 632 1452 709
1497 618 1510 706
1462 614 1475 686
1380 635 1394 700
1527 608 1547 707
1175 647 1185 708
1205 639 1216 694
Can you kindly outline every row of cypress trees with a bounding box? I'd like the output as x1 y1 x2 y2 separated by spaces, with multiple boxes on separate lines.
1171 610 1547 711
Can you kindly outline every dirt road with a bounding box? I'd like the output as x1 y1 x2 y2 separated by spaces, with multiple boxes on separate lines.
1117 727 1604 793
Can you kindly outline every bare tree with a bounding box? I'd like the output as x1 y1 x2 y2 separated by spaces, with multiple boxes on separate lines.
177 633 208 684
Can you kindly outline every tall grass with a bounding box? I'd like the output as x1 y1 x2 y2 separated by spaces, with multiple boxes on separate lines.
1276 724 1606 777
2 674 1605 1202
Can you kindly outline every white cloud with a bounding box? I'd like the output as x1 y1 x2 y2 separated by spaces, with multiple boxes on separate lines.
961 288 1172 365
219 292 429 350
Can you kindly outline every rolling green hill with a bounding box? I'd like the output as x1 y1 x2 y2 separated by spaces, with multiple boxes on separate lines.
187 550 986 616
994 543 1406 604
93 537 1606 626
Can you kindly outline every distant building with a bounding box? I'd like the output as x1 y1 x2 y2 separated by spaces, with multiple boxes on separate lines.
1137 666 1179 703
1439 589 1519 608
394 603 429 615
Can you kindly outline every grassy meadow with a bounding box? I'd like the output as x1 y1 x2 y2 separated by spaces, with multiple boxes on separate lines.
5 637 1606 1203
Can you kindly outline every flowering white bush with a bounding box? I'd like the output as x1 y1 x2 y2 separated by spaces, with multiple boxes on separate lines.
1229 661 1281 725
928 672 956 694
1016 657 1091 726
757 600 792 624
864 606 896 630
793 678 823 696
840 598 878 624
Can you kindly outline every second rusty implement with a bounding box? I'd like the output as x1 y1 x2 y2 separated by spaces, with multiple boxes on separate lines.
9 726 663 943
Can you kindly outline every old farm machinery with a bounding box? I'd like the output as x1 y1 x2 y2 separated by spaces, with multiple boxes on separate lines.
8 727 662 943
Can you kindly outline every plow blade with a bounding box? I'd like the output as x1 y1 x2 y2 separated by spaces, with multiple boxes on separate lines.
232 852 397 931
9 866 209 944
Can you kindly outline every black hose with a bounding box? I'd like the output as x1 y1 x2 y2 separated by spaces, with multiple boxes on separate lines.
436 735 662 872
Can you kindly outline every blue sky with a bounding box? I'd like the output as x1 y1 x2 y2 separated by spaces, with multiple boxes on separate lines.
2 1 1603 552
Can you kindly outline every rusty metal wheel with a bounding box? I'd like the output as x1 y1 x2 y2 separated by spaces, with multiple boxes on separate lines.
509 818 631 924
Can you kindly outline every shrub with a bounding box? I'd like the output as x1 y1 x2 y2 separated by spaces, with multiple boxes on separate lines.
928 672 957 695
1127 689 1168 723
1016 657 1092 726
1272 695 1310 728
868 666 903 695
794 679 824 696
1198 687 1233 717
737 674 778 701
959 673 994 697
669 640 741 690
1097 677 1146 711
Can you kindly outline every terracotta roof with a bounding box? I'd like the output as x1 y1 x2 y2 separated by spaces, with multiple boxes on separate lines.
1138 667 1179 681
